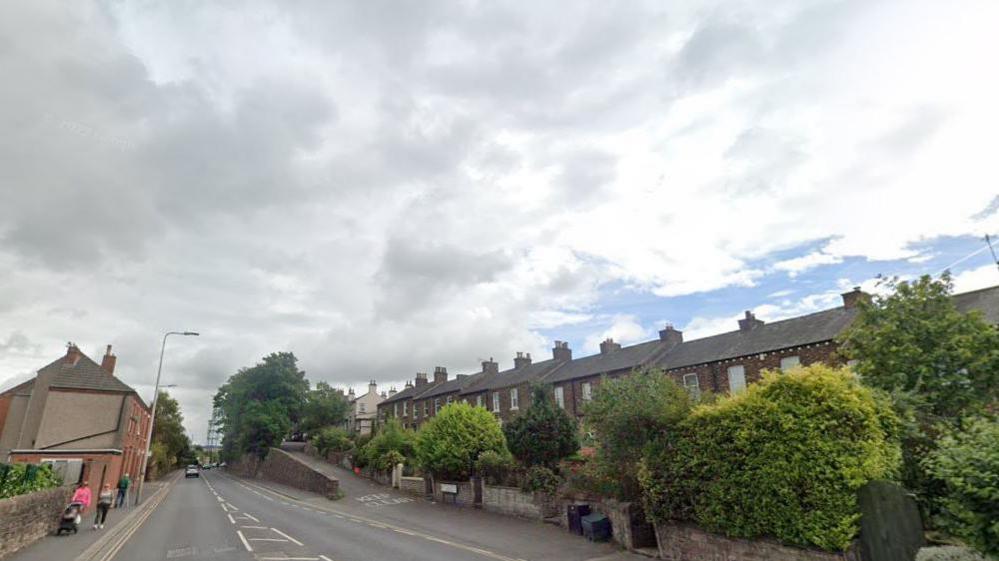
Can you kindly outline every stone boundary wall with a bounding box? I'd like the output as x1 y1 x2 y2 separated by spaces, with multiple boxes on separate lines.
432 480 474 506
482 484 541 519
0 486 73 559
399 476 425 496
602 499 657 550
654 522 860 561
230 449 339 499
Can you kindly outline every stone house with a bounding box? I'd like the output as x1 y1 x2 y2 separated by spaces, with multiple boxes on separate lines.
0 344 151 494
346 381 386 436
459 348 570 424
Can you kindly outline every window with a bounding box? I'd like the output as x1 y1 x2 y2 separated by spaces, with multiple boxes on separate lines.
682 373 700 396
423 402 428 416
446 395 453 404
554 386 565 409
394 403 399 417
403 401 408 416
727 365 746 394
359 403 366 413
476 395 483 408
581 382 592 402
780 355 801 371
414 404 419 418
492 392 500 412
510 388 519 410
434 398 441 414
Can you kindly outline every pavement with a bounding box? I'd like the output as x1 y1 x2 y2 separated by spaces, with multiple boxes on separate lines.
6 462 650 561
6 476 173 561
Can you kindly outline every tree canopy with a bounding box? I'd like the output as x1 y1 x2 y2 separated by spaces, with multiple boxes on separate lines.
415 402 508 480
300 381 350 435
503 384 578 469
151 391 192 472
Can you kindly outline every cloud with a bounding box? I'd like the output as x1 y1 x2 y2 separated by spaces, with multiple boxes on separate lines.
774 251 844 277
582 315 652 354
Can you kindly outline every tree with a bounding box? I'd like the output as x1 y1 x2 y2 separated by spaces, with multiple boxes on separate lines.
359 419 417 470
838 273 999 503
415 402 508 481
310 427 352 457
300 381 350 434
152 391 191 470
582 368 694 499
504 384 578 469
923 416 999 557
214 352 309 460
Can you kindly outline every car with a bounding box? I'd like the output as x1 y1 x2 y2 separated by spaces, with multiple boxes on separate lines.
185 465 199 478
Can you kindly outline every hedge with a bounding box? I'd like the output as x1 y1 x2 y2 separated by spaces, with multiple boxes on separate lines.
639 364 901 551
0 462 62 499
415 402 508 480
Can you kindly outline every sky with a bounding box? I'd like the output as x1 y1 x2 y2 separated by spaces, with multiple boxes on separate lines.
1 0 998 443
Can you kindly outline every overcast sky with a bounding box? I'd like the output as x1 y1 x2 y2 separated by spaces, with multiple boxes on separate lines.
2 0 998 443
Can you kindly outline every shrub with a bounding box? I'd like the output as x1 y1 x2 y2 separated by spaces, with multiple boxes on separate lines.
522 465 561 496
916 546 989 561
476 449 516 486
583 368 693 500
923 416 999 556
0 463 62 499
640 364 901 551
359 419 417 471
310 426 352 456
415 402 508 480
350 433 375 468
504 384 579 469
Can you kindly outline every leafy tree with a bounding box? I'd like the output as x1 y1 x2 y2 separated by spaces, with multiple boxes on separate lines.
839 273 999 418
923 416 999 556
640 365 901 551
359 419 417 470
583 368 694 499
838 274 999 505
213 352 309 460
300 381 350 435
503 384 578 469
151 391 192 470
415 402 508 480
310 426 353 456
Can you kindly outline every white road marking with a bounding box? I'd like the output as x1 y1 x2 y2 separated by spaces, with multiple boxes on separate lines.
236 530 253 552
271 527 304 546
319 556 334 561
220 502 229 512
248 538 288 542
392 528 415 535
227 513 235 524
240 525 268 529
226 503 238 511
243 512 260 522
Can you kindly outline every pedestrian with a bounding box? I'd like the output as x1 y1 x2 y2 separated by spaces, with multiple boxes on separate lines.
71 481 92 511
93 483 113 530
115 472 130 508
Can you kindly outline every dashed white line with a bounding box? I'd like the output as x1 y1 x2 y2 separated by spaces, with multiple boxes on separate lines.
271 527 304 546
227 513 235 524
243 513 260 522
240 525 268 529
220 502 229 512
248 538 288 542
236 530 253 552
320 556 335 561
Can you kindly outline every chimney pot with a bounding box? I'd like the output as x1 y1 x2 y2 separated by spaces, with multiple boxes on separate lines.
101 344 117 375
552 341 572 362
659 325 683 346
433 366 448 385
481 358 499 375
599 338 622 355
514 351 532 369
841 287 871 309
415 372 428 387
738 310 765 332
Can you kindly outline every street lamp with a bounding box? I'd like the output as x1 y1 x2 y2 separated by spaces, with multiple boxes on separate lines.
135 331 198 505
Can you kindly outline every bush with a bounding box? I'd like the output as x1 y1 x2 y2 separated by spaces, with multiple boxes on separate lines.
583 368 694 500
923 416 999 556
522 465 561 496
415 402 508 480
310 426 352 456
476 449 516 486
640 364 901 551
360 419 417 471
350 433 375 468
0 463 62 499
504 384 579 469
916 546 989 561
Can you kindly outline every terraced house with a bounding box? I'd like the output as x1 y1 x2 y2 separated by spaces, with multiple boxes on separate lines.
377 284 999 427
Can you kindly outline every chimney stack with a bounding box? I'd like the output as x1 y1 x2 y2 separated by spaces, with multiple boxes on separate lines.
414 372 428 387
388 386 397 397
552 341 572 362
841 286 871 309
65 343 82 366
348 388 355 398
481 358 499 375
659 325 683 347
599 338 622 355
101 344 117 375
513 352 532 369
368 380 378 394
738 310 765 332
405 380 413 389
433 366 448 385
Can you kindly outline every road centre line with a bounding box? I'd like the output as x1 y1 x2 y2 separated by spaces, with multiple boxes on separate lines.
227 513 235 524
220 503 229 512
271 527 305 546
236 530 253 552
320 556 335 561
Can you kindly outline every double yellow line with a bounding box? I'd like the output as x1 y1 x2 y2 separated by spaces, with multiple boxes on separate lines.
74 473 178 561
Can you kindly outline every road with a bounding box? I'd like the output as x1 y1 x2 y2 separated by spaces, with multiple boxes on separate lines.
107 467 644 561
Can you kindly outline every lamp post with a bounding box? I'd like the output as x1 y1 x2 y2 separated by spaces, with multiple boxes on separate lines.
135 331 198 506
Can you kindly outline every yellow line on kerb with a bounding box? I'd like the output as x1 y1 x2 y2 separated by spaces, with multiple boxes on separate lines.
218 473 525 561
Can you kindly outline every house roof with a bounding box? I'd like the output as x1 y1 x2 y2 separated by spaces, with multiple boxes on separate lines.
43 353 137 394
379 382 424 405
952 284 999 324
545 339 671 384
460 358 567 394
417 371 484 399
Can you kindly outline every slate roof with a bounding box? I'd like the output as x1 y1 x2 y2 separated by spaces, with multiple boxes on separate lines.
44 353 136 393
379 382 425 405
544 339 671 384
417 372 484 399
953 284 999 324
459 358 566 394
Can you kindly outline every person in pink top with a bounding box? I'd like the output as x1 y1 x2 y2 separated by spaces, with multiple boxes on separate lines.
71 481 92 510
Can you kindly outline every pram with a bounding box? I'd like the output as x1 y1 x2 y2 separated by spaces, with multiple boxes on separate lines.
57 501 84 535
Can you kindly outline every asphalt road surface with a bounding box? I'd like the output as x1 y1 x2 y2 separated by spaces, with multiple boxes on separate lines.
108 468 644 561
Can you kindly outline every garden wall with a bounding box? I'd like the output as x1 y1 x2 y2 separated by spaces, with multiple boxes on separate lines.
431 480 474 506
230 449 339 499
399 476 426 496
654 521 860 561
0 486 73 559
482 484 541 519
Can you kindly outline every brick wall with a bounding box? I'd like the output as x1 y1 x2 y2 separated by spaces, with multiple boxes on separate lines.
399 476 426 496
0 486 73 559
665 342 841 394
431 480 474 506
654 521 860 561
482 484 541 519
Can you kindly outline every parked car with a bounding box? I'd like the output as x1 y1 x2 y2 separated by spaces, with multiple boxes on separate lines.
185 465 199 478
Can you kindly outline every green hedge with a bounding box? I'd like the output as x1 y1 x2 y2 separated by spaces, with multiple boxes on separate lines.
415 402 508 480
0 463 62 499
639 364 901 551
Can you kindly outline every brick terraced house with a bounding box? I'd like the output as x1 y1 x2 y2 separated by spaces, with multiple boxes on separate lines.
378 285 999 427
0 344 151 493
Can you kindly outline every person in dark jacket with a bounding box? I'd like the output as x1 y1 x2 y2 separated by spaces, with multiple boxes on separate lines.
114 473 130 508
